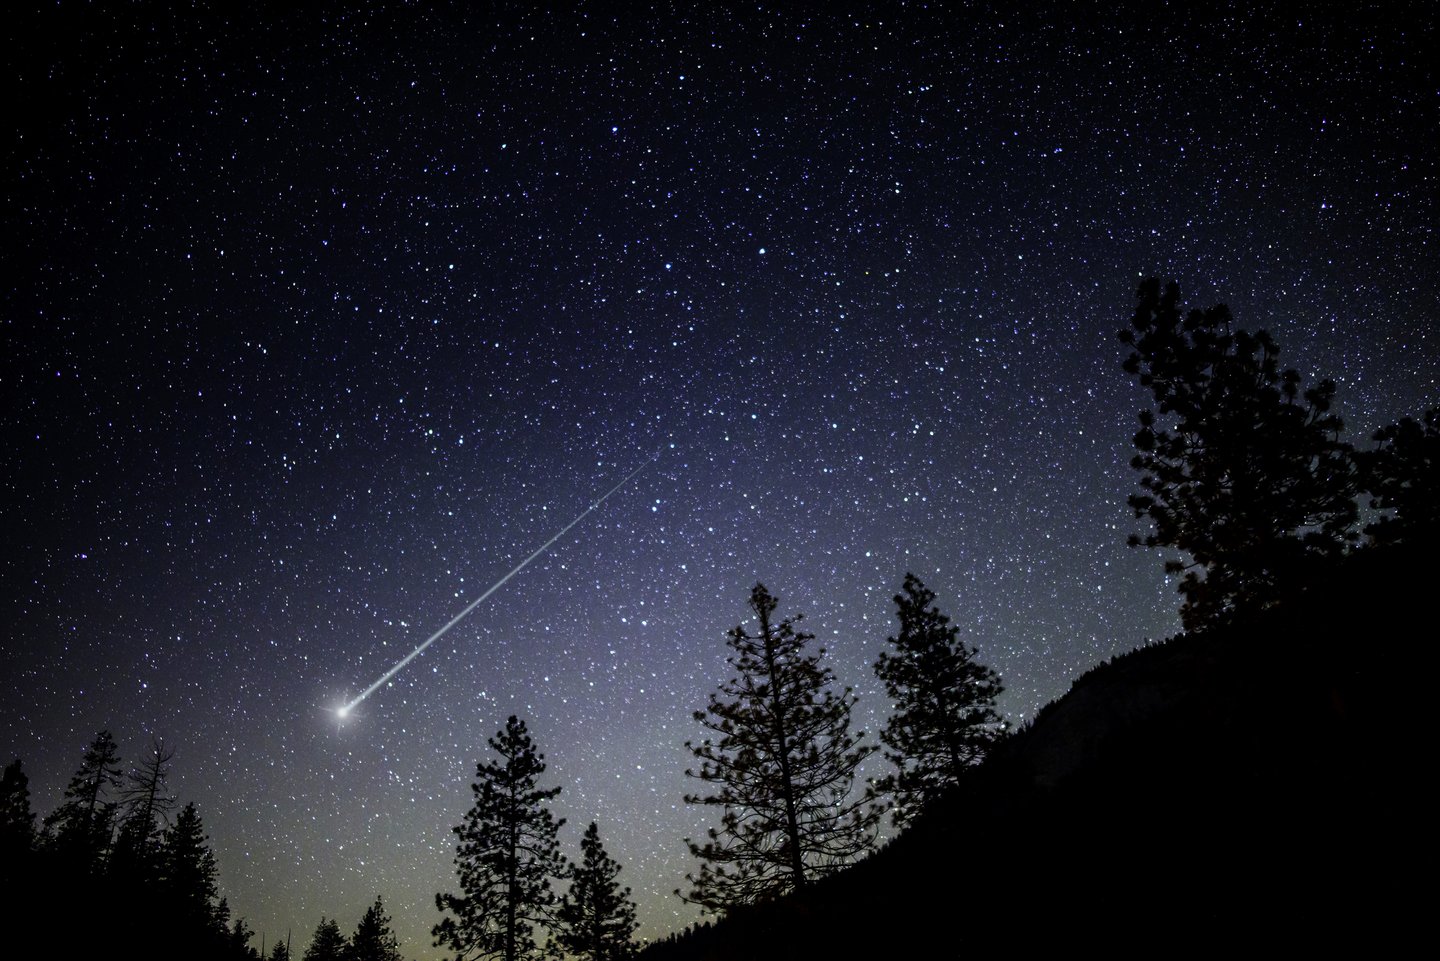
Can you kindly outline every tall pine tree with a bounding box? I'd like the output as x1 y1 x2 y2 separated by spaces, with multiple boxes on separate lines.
682 583 878 913
162 801 225 950
224 912 260 961
554 822 638 961
1358 407 1440 545
301 917 347 961
350 896 403 961
434 715 567 961
872 574 1005 826
0 759 35 866
111 737 175 885
1119 279 1357 627
43 729 123 874
0 758 36 908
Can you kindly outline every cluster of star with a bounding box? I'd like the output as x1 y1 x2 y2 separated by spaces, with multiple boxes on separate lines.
3 5 1433 957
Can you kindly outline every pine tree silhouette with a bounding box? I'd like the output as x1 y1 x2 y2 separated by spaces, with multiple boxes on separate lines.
0 757 36 925
3 736 264 960
555 822 638 961
43 729 123 874
434 715 567 961
225 912 260 960
0 759 35 868
1119 279 1356 627
872 574 1005 826
111 737 175 885
350 896 403 961
302 917 348 961
1358 407 1440 544
681 583 879 912
162 802 225 948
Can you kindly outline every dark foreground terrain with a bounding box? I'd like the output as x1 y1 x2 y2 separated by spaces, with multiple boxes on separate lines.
644 543 1428 958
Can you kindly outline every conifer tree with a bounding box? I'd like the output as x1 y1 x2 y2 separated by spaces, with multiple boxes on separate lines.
1358 408 1440 544
302 917 348 961
0 759 35 864
226 913 260 960
872 574 1005 826
0 758 36 906
1119 279 1357 628
1 757 50 950
163 802 224 944
681 583 878 913
554 822 638 961
350 896 403 961
434 715 567 961
112 737 176 884
268 941 292 961
43 729 123 872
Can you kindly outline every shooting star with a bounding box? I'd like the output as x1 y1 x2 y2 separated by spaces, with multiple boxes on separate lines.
336 451 659 716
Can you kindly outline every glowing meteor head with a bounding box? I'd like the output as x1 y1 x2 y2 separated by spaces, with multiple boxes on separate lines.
337 705 351 719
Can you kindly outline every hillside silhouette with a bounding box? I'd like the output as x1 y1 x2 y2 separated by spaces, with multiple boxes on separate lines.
642 540 1426 958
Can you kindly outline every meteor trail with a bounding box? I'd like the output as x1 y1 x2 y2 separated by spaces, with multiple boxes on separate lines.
338 452 658 715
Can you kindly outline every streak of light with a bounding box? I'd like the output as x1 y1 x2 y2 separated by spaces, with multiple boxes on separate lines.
338 452 659 714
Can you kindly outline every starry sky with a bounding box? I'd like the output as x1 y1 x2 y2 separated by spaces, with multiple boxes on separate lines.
3 2 1435 956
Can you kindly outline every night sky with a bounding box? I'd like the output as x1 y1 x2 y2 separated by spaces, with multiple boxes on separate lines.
4 3 1435 956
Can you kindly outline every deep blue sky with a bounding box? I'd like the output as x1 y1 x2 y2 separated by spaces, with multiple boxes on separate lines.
4 3 1434 956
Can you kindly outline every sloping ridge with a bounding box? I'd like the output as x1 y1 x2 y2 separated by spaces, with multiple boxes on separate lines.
643 543 1429 959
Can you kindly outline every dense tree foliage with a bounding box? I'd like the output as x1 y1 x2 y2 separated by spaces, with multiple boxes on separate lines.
1358 408 1440 544
160 800 247 957
435 715 567 961
43 729 124 873
163 802 223 933
682 583 879 913
350 896 404 961
0 732 259 960
1119 279 1357 627
554 822 638 961
0 759 35 867
0 758 37 915
872 574 1005 825
302 917 349 961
